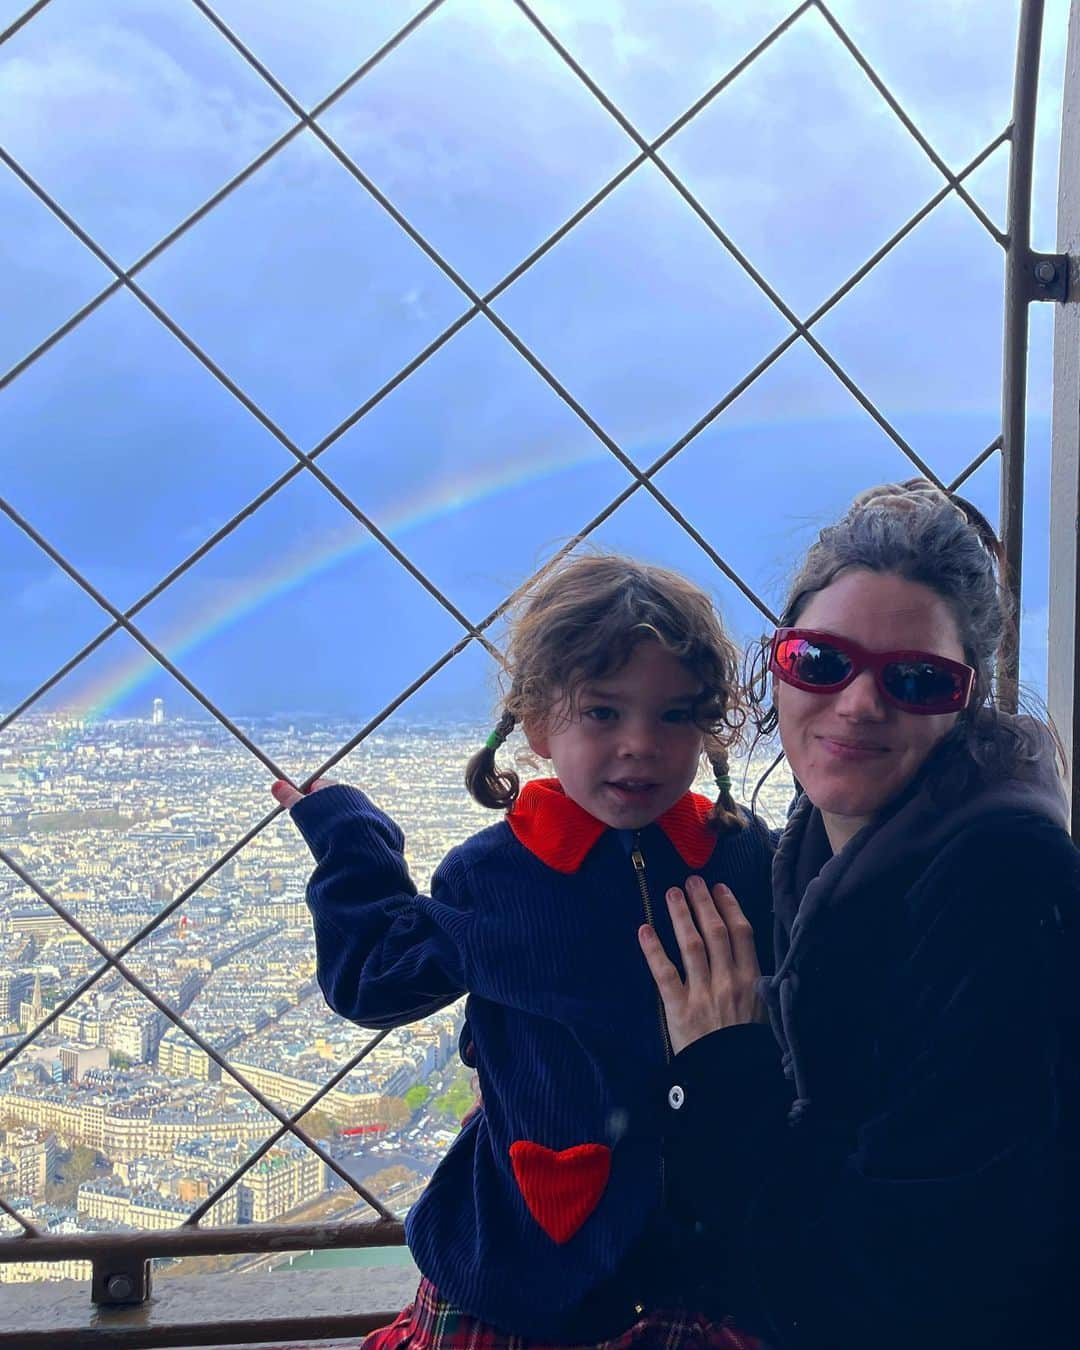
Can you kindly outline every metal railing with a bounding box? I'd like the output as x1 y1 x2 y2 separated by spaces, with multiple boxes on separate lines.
0 0 1076 1343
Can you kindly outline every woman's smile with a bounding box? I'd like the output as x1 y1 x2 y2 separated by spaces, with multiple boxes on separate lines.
816 734 891 761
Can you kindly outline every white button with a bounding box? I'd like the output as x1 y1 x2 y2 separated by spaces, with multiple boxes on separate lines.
668 1084 685 1110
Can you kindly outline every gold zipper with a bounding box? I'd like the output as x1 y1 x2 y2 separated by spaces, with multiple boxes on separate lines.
631 833 672 1063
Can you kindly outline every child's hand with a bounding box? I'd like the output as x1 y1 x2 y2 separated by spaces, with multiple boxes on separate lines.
270 778 335 809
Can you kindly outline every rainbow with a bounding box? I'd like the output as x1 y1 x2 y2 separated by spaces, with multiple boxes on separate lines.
66 442 609 720
57 401 967 723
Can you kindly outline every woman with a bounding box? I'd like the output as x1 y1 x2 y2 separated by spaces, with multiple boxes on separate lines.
639 480 1078 1349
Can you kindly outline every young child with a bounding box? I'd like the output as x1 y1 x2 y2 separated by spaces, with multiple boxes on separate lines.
272 554 773 1348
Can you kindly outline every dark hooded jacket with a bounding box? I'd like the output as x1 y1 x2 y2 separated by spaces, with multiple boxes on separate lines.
661 717 1079 1349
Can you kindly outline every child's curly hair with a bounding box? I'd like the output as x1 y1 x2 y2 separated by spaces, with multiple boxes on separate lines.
466 552 747 834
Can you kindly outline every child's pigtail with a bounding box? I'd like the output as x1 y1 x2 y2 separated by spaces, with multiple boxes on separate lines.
465 709 519 810
705 738 743 835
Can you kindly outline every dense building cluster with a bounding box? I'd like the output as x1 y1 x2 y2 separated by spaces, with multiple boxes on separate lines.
0 711 793 1282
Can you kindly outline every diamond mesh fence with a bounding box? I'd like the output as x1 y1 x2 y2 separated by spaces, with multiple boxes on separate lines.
0 0 1052 1281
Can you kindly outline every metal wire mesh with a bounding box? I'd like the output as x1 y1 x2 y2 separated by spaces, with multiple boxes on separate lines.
0 0 1027 1264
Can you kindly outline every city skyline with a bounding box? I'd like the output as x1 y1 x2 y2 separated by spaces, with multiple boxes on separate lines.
0 712 797 1279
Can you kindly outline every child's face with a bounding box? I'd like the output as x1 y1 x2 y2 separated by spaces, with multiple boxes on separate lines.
525 641 706 829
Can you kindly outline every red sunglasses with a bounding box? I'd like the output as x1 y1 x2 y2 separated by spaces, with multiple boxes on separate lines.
770 628 975 716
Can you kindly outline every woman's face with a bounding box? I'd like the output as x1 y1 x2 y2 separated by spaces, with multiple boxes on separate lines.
776 569 966 849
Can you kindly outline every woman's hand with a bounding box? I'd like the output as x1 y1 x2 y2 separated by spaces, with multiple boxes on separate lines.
270 778 335 809
638 877 764 1055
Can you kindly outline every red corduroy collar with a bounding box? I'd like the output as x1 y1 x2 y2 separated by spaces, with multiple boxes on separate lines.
506 777 717 874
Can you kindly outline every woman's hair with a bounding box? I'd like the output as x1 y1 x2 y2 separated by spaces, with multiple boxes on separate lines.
748 477 1048 788
466 552 746 833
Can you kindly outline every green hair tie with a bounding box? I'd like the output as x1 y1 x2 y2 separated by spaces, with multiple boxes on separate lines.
715 773 732 793
485 729 504 751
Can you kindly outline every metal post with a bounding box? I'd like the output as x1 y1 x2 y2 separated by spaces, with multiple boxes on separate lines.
1049 0 1080 840
1000 0 1047 712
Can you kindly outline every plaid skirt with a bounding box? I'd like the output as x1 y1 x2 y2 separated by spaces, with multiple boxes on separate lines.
360 1277 761 1350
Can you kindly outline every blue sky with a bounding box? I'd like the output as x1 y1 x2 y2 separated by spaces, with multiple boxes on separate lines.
0 0 1071 725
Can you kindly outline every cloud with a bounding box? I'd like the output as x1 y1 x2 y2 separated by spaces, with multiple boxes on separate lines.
12 567 77 616
0 0 1069 714
0 0 291 258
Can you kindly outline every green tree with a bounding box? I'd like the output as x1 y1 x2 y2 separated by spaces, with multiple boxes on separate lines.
404 1084 430 1112
434 1081 477 1122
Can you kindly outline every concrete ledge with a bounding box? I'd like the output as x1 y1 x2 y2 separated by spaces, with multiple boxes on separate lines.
0 1266 419 1349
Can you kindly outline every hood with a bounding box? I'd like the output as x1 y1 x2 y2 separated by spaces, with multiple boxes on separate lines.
761 714 1067 1112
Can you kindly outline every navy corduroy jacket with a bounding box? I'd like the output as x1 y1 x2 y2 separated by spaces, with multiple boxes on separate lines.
291 779 774 1340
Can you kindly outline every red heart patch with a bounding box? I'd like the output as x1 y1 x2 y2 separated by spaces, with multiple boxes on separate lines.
509 1140 611 1244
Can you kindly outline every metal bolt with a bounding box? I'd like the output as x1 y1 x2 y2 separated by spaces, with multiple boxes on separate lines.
105 1273 135 1300
1034 259 1057 284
